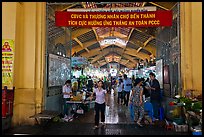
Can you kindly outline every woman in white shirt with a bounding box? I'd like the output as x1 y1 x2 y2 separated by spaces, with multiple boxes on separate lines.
62 80 72 119
90 80 109 129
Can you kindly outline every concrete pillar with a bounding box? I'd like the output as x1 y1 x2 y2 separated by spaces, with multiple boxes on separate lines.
180 2 202 95
2 2 46 126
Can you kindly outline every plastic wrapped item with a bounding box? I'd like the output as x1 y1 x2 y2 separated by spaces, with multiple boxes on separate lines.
173 122 188 132
105 105 110 116
89 101 95 109
191 125 202 135
76 109 84 114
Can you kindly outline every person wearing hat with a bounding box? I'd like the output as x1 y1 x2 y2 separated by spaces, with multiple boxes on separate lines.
129 78 144 127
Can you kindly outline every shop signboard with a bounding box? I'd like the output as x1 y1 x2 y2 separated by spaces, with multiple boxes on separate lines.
110 68 117 77
2 39 15 89
71 57 88 67
55 10 172 27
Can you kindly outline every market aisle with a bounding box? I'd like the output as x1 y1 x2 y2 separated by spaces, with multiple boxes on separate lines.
105 91 133 124
70 91 133 124
3 92 190 135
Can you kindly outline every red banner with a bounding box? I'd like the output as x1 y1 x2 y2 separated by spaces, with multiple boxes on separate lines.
55 10 172 27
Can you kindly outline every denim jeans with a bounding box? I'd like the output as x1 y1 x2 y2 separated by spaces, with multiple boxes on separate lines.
150 100 161 119
63 98 71 116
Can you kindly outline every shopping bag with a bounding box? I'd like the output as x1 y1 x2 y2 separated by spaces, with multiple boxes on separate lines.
105 105 110 116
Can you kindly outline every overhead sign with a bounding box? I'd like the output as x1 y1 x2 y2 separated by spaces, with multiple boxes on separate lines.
55 10 172 27
71 57 88 67
66 6 157 12
2 39 15 89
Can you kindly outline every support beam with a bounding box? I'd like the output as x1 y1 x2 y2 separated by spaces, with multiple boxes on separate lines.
74 37 89 52
125 47 150 60
91 54 104 64
71 28 92 39
99 31 128 39
100 43 126 49
122 54 138 64
98 60 133 68
80 48 101 58
80 46 150 61
89 47 138 65
119 28 134 65
144 36 155 47
60 2 80 11
71 39 98 53
148 2 169 10
128 39 156 57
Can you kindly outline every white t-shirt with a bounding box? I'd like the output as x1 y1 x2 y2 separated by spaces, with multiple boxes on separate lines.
93 88 107 104
62 85 72 98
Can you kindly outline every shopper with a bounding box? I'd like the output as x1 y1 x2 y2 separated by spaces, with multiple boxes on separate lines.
71 76 78 96
62 80 72 119
148 72 161 120
142 77 151 99
90 80 109 129
129 78 144 127
116 79 123 105
123 74 132 106
87 76 94 92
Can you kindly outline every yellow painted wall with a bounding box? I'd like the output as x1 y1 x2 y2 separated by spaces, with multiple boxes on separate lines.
2 2 46 126
180 2 202 95
2 2 17 39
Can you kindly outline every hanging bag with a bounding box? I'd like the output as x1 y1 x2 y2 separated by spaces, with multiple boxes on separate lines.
105 105 110 116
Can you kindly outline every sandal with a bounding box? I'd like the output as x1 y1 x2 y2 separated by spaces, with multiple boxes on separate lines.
137 122 143 127
101 122 106 128
92 125 99 129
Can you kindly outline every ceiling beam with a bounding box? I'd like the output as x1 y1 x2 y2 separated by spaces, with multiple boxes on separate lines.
74 37 89 52
98 31 128 39
80 45 150 60
134 28 155 40
125 47 150 60
81 2 109 64
119 28 134 64
87 47 138 65
80 48 101 58
60 2 80 11
100 43 126 50
72 39 98 53
122 54 138 64
98 60 133 68
136 36 155 53
71 28 92 39
91 54 104 64
128 39 156 57
148 2 169 10
72 28 155 57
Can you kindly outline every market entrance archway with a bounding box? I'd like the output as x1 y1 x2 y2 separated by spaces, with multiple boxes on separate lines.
45 2 181 124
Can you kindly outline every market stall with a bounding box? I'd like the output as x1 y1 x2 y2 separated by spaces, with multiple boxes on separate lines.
64 90 95 122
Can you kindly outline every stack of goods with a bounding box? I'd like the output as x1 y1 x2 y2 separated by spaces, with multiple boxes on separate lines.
71 93 82 101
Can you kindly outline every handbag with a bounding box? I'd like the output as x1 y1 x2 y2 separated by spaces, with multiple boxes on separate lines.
105 105 110 116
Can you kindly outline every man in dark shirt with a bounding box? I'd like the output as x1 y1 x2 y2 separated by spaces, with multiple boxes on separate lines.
87 76 93 92
147 72 161 120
